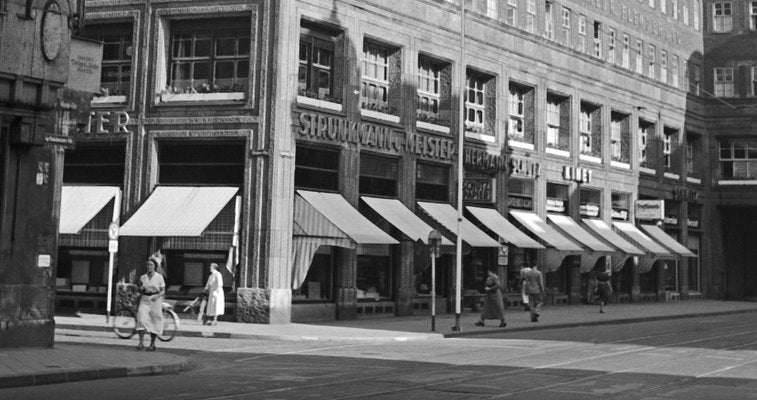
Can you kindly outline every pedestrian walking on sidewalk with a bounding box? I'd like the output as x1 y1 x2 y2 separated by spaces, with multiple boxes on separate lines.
519 265 532 312
524 264 544 322
475 266 507 328
136 257 165 351
203 263 225 326
595 270 613 313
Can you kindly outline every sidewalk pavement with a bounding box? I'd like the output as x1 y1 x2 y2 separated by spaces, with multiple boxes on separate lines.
3 299 756 389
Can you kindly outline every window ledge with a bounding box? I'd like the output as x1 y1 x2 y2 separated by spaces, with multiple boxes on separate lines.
579 154 602 164
639 166 657 175
465 131 496 143
360 108 400 124
160 92 246 103
611 160 631 169
718 180 757 186
686 176 702 184
664 172 681 180
92 95 127 105
296 95 343 112
416 121 450 134
508 140 534 150
545 147 570 158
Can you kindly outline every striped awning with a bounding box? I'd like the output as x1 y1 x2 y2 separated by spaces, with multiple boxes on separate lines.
582 219 645 255
612 222 674 257
640 224 697 257
362 196 452 245
417 202 500 247
510 211 583 252
119 186 238 236
59 186 120 234
295 190 398 245
466 206 544 249
547 215 615 253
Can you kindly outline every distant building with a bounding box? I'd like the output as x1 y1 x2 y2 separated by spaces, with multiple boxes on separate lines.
54 0 753 325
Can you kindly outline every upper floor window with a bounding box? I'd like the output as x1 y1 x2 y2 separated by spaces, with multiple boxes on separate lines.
561 8 571 48
648 0 655 8
635 39 644 74
660 50 668 84
361 40 399 116
359 153 398 197
526 0 537 33
466 71 496 140
295 146 339 191
546 92 569 152
647 45 656 80
692 63 701 95
505 0 518 26
579 108 592 155
417 57 442 125
661 0 668 13
752 66 757 96
683 1 690 25
416 162 449 202
714 67 734 97
592 21 602 59
610 112 630 163
671 55 679 88
686 133 701 178
508 83 534 145
694 1 700 29
639 120 656 170
751 1 757 30
579 102 601 158
299 23 339 103
83 23 133 102
663 127 676 171
719 139 757 180
607 28 616 64
544 1 554 40
166 17 250 100
578 15 586 53
713 1 733 32
621 34 630 68
546 182 569 214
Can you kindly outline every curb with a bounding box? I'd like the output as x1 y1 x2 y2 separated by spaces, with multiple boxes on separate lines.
0 360 187 389
443 308 757 338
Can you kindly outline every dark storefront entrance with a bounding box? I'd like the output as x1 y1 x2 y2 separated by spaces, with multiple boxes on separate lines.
722 207 757 299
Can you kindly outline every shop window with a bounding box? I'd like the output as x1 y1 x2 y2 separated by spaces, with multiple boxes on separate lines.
158 141 245 185
64 144 125 185
610 111 630 164
82 23 133 102
546 182 568 214
579 188 601 218
664 202 679 226
417 56 451 127
293 248 333 301
466 71 496 141
298 23 338 103
663 259 679 292
579 102 600 158
357 246 392 300
508 82 534 145
361 40 400 117
295 146 339 191
546 93 570 152
638 120 656 170
416 162 449 202
57 249 109 292
719 139 757 180
713 1 733 32
687 235 700 291
159 17 250 102
507 178 534 210
163 252 230 294
611 192 630 221
714 67 734 97
359 153 398 197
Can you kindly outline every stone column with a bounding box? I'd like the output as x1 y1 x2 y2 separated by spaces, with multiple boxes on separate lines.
631 257 641 302
568 255 582 304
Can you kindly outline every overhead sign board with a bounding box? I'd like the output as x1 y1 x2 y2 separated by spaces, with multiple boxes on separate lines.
67 37 103 93
636 200 665 220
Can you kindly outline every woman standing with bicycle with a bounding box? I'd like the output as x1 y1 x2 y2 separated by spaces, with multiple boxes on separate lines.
136 257 165 351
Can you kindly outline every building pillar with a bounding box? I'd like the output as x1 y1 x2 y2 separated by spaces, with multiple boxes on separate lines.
631 257 641 302
396 240 416 316
568 255 582 304
335 248 357 320
678 200 690 299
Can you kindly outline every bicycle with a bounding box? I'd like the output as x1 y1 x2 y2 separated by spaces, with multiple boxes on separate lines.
112 282 179 342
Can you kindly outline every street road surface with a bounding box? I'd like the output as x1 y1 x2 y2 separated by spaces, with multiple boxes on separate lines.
1 313 756 400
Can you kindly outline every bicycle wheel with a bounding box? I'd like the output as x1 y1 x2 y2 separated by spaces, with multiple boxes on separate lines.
113 308 136 339
158 309 179 342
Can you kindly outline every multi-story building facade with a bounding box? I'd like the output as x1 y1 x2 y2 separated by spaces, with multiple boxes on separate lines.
57 0 752 324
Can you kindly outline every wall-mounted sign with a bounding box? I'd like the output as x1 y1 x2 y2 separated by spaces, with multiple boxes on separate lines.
508 157 540 177
508 196 533 210
464 147 506 172
80 111 131 135
636 199 665 220
562 166 592 183
297 111 455 162
463 177 494 202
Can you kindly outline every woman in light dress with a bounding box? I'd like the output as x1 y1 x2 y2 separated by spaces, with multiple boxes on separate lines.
203 263 224 326
136 258 165 351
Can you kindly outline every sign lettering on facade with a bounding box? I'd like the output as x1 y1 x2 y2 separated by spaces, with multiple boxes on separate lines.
636 200 665 220
508 157 540 177
297 111 456 161
562 166 592 183
464 147 507 172
463 177 494 202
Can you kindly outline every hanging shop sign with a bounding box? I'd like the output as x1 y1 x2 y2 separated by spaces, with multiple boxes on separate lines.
297 111 456 162
636 199 665 220
464 147 507 172
562 166 592 183
463 177 494 203
67 38 103 94
508 157 541 177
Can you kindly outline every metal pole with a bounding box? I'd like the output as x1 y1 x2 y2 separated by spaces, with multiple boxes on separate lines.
105 189 122 325
431 251 436 332
453 0 465 332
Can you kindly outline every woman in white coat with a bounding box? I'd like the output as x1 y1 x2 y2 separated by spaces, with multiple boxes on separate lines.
203 263 224 326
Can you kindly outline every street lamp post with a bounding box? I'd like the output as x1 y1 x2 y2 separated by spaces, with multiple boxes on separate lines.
453 0 466 332
428 230 442 332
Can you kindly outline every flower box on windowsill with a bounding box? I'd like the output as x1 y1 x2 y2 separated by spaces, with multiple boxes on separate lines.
360 108 400 124
507 140 534 150
686 176 702 184
465 131 495 143
718 179 757 186
416 121 450 134
160 92 245 103
579 154 602 164
92 95 128 105
610 160 631 169
639 166 656 175
663 172 680 181
545 147 570 158
296 95 343 112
